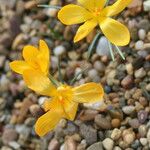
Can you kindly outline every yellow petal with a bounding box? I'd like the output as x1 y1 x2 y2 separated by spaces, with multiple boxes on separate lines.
74 19 97 42
101 0 132 17
23 45 39 65
58 4 93 25
99 17 130 46
37 40 50 75
9 61 31 74
35 110 62 136
63 100 78 121
23 69 56 96
72 82 104 103
78 0 106 11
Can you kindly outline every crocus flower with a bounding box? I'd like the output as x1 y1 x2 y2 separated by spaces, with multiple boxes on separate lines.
58 0 132 46
9 40 54 95
10 39 104 136
23 71 104 136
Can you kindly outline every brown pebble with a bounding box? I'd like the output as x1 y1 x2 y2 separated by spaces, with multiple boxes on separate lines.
48 138 60 150
121 75 134 89
111 119 121 128
64 137 77 150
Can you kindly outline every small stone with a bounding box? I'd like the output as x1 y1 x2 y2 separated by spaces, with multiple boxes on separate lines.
68 51 80 60
64 122 78 135
143 0 150 11
64 137 77 150
29 104 44 118
80 124 97 145
48 138 60 150
45 8 58 17
88 69 98 79
78 110 98 121
102 138 114 150
111 128 122 140
122 106 135 115
96 36 110 56
138 29 146 40
138 19 150 32
87 142 103 150
54 45 66 56
2 128 18 145
122 129 135 145
24 0 36 9
135 40 144 50
134 68 146 78
121 75 133 89
138 110 148 124
9 141 20 149
140 138 148 146
95 114 111 129
94 61 105 72
0 56 6 68
113 146 122 150
147 129 150 142
146 84 150 91
111 119 121 128
128 118 140 129
126 63 133 75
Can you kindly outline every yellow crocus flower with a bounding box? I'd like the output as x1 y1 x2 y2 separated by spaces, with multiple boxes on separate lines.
23 70 104 136
58 0 132 46
9 40 56 95
9 39 104 136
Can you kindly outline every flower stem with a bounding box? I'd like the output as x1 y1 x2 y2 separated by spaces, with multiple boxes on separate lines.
87 32 101 60
48 74 60 87
108 41 115 61
58 57 64 84
114 45 125 60
37 5 61 9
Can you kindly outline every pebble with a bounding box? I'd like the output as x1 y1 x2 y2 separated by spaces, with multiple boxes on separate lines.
102 138 114 150
96 36 110 56
146 84 150 91
113 146 122 150
95 114 112 129
122 106 135 115
138 125 147 137
128 118 140 129
138 110 148 124
94 61 105 72
111 119 121 128
121 75 133 89
64 137 77 150
53 45 66 56
143 0 150 11
87 142 103 150
9 141 20 149
134 68 146 78
111 128 122 140
48 138 60 150
147 129 150 142
122 129 135 145
2 128 18 145
126 63 133 75
140 138 148 146
80 124 97 145
135 40 144 50
138 29 146 40
88 69 98 79
138 19 150 32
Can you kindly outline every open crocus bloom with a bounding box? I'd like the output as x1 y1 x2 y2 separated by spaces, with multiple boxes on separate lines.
23 70 104 136
58 0 132 46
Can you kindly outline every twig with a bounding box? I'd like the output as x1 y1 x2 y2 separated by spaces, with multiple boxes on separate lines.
37 5 61 9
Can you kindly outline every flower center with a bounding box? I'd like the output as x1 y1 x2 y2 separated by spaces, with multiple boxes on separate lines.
93 8 101 16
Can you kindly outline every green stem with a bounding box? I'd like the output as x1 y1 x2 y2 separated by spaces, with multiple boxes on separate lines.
57 57 64 83
37 5 62 9
114 45 125 60
48 74 60 87
87 32 101 60
108 41 115 61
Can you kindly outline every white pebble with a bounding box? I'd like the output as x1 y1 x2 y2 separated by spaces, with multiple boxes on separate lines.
138 29 146 40
143 0 150 11
96 36 110 56
134 68 146 78
102 138 114 150
140 138 148 146
38 97 48 106
135 40 144 50
54 45 66 56
88 69 98 79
